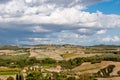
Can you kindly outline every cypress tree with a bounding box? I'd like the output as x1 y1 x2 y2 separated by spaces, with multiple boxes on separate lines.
16 73 24 80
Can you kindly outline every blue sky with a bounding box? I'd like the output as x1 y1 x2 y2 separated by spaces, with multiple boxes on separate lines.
0 0 120 46
86 0 120 14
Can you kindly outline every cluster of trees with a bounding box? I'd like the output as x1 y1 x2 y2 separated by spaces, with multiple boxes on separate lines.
113 51 120 54
25 70 97 80
26 70 76 80
0 45 19 50
7 76 14 80
41 58 56 64
2 72 97 80
117 70 120 76
3 56 118 80
0 57 57 68
0 45 29 51
59 54 120 69
16 73 24 80
95 65 115 77
5 73 24 80
59 58 84 69
26 71 43 80
5 71 76 80
59 56 102 69
0 57 37 68
0 53 120 69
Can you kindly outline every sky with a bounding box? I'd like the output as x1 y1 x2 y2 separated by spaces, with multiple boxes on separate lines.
0 0 120 46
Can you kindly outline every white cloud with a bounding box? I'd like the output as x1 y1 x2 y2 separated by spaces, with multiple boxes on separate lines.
102 36 120 42
25 0 32 3
78 28 90 33
0 0 119 29
0 0 119 45
31 26 51 32
0 7 120 30
25 30 90 45
96 29 107 34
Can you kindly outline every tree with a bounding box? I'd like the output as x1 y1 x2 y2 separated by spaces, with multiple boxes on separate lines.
66 77 75 80
26 71 42 80
41 58 56 64
26 57 39 65
96 65 115 77
117 70 120 76
16 73 24 80
7 76 14 80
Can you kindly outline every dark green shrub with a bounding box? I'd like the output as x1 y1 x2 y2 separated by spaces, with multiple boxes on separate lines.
7 76 14 80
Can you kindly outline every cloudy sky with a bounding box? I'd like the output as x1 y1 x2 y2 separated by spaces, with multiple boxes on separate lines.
0 0 120 46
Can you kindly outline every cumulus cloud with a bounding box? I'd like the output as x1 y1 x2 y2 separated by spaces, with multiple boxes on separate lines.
31 26 51 33
96 29 107 34
23 0 107 8
0 8 120 29
0 0 11 4
78 28 90 33
25 30 90 45
0 0 119 45
102 36 120 42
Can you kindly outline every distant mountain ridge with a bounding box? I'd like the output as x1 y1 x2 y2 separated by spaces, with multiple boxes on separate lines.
91 44 120 47
0 44 120 48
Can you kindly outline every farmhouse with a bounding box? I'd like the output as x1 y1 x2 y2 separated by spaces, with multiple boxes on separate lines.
46 65 62 72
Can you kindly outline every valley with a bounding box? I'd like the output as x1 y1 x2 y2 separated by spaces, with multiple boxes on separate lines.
0 44 120 80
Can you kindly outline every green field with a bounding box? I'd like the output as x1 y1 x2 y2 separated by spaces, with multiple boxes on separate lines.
0 68 20 75
0 54 29 60
61 53 78 59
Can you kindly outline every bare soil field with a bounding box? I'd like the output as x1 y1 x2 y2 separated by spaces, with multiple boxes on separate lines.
29 47 102 60
0 50 13 55
0 75 15 80
97 77 120 80
73 61 120 76
29 49 63 60
65 53 102 60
